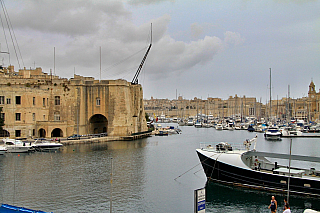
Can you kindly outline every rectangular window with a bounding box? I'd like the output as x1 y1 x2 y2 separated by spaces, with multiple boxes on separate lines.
33 97 36 105
16 96 21 105
6 98 11 104
32 113 35 121
32 129 35 136
0 96 4 105
15 113 21 121
43 98 46 107
0 113 4 121
96 98 101 106
15 130 21 137
55 96 60 105
54 112 60 121
249 107 255 116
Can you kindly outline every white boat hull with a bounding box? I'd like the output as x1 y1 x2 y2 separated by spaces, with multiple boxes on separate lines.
196 140 320 197
2 138 34 153
0 145 7 154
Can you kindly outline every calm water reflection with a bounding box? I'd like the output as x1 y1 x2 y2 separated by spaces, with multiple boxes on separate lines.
0 126 319 212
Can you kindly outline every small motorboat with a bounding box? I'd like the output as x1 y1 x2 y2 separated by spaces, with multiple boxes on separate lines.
280 127 303 137
215 124 223 130
2 138 34 153
33 139 63 151
247 125 255 132
194 122 202 128
155 130 168 136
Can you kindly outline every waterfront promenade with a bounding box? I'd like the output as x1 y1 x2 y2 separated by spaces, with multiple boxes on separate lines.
44 132 152 145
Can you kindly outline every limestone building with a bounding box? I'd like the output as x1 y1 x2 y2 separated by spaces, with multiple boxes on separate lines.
308 80 320 121
144 81 320 123
0 66 147 138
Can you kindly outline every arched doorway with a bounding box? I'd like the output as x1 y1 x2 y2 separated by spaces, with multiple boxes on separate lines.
39 128 46 138
51 128 63 137
89 114 108 134
0 129 10 137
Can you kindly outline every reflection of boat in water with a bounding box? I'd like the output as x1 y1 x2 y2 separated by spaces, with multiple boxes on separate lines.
196 135 320 197
0 203 50 213
205 180 320 212
33 139 63 151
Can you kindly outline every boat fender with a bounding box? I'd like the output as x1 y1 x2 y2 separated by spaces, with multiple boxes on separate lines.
254 158 259 168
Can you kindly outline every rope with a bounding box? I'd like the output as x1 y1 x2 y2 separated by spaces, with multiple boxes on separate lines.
0 0 23 68
208 152 223 182
174 151 221 180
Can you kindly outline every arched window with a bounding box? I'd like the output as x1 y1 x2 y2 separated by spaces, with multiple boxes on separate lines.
54 111 60 121
55 96 60 105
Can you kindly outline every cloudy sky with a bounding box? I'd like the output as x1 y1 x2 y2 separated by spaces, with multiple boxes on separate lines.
1 0 319 102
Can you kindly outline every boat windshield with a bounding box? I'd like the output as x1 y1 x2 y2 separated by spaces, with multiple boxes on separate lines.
200 142 245 153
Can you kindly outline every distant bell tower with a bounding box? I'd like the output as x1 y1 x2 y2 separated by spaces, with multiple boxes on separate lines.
308 80 316 116
308 80 316 97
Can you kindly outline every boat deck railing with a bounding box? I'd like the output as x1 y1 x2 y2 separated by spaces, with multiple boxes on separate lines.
200 142 246 153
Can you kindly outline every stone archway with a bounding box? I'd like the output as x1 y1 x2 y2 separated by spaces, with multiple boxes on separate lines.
39 128 46 138
89 114 108 134
51 128 63 137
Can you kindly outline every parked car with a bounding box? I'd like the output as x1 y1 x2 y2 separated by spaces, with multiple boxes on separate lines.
100 133 108 137
67 134 81 140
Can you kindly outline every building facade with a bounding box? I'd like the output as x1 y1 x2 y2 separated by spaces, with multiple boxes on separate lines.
0 66 147 138
144 81 320 123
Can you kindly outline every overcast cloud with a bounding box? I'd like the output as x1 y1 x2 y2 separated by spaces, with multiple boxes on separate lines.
0 0 319 101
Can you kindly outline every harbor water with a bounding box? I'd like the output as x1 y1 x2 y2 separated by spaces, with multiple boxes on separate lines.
1 125 320 212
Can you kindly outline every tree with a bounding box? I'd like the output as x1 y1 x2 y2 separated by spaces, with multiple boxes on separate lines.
145 112 150 122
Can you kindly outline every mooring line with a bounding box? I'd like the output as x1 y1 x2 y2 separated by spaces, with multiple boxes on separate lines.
174 152 220 180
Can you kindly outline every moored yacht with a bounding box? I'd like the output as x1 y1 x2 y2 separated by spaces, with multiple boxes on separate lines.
264 127 282 140
196 135 320 196
194 122 202 128
215 124 223 130
33 139 63 151
280 126 303 137
2 138 34 153
186 119 194 126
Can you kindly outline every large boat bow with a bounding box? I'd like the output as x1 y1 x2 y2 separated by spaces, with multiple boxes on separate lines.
196 136 320 196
